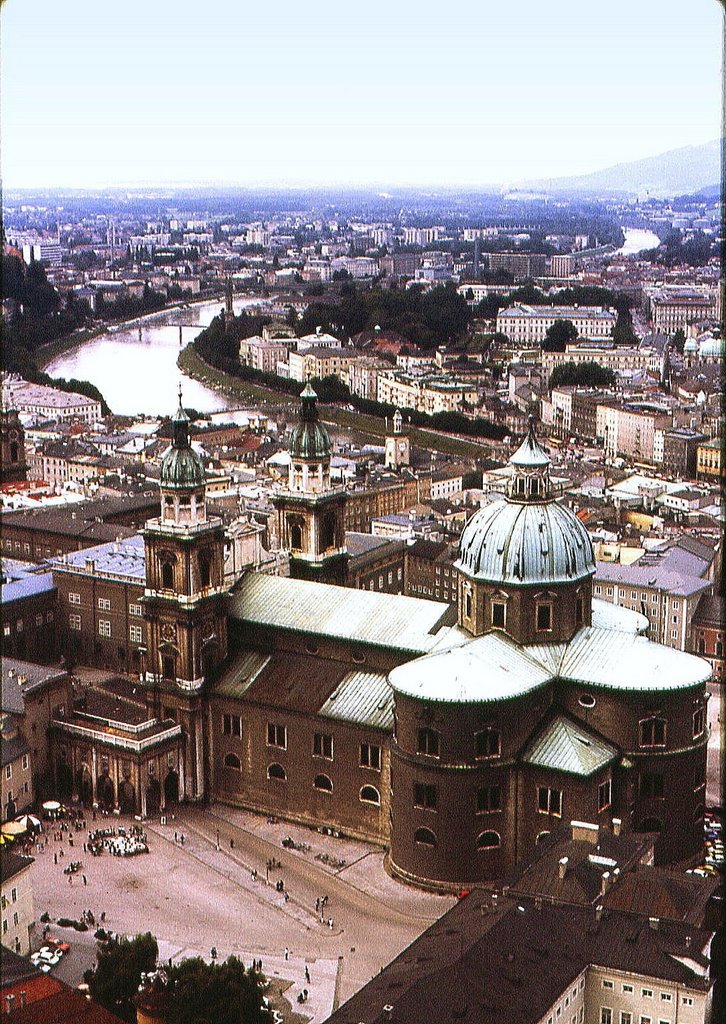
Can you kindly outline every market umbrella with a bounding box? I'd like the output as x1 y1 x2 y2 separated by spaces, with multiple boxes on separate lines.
42 801 61 811
0 833 8 845
15 814 42 831
1 821 27 837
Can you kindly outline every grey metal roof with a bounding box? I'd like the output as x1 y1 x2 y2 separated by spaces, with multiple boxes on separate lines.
1 571 55 605
213 649 271 699
230 573 451 654
319 669 394 730
590 598 648 634
594 561 711 598
389 633 552 703
50 534 146 581
523 715 617 776
456 499 595 587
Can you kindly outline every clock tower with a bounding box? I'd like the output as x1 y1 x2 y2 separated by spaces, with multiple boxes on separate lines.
384 409 410 470
141 390 228 800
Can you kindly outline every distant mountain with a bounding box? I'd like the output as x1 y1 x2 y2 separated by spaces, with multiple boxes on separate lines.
517 139 720 198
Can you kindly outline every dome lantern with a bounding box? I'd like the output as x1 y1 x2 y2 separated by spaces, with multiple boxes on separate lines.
159 387 207 525
507 416 552 502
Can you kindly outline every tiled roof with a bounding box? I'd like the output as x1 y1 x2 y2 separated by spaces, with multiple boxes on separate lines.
523 715 617 776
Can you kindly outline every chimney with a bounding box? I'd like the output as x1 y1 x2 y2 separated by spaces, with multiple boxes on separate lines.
559 856 569 880
612 817 622 836
571 820 599 844
383 1005 394 1023
600 871 610 896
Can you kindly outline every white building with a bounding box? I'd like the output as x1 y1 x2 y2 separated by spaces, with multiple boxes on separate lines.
496 304 617 344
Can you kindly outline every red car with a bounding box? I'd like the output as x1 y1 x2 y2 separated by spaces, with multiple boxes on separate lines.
45 937 71 953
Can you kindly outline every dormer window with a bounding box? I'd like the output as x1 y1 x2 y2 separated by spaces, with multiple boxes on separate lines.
536 603 552 631
492 602 506 628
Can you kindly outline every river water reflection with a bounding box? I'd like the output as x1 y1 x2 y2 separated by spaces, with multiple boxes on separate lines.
45 298 267 416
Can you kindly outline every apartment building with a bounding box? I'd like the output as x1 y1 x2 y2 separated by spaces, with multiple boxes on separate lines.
1 853 35 955
600 403 672 462
593 540 714 650
487 252 547 278
542 342 654 379
377 370 478 415
496 304 617 344
345 357 390 401
238 335 289 374
0 380 102 424
287 346 357 383
647 286 719 334
695 439 723 481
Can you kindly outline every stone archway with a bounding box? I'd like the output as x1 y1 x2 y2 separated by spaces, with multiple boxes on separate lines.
98 773 115 810
118 779 136 815
164 769 179 805
146 777 161 814
76 766 93 806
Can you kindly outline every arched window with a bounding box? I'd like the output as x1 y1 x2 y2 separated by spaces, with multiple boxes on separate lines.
313 773 333 792
162 654 176 681
414 827 436 847
289 518 303 550
536 830 551 845
359 785 380 806
199 552 211 588
638 817 663 833
716 641 723 658
465 593 472 618
476 830 500 850
267 762 287 781
697 638 706 654
321 512 336 551
224 753 241 770
639 717 666 748
475 727 500 759
161 561 174 589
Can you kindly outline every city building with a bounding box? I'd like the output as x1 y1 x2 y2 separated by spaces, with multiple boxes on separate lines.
0 407 27 483
496 305 617 344
377 370 478 415
1 563 56 664
647 286 719 334
0 380 102 424
1 852 35 956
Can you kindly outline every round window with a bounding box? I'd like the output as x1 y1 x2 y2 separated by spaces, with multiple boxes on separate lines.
578 693 596 708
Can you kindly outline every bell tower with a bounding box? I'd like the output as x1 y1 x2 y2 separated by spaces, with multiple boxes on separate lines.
384 409 410 471
272 384 348 585
141 389 228 800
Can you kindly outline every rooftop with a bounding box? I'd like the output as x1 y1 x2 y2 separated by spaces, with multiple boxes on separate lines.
50 534 146 581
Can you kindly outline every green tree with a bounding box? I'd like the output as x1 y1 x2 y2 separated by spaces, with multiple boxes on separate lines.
542 319 578 352
549 361 616 389
88 932 159 1022
167 956 271 1024
672 328 686 354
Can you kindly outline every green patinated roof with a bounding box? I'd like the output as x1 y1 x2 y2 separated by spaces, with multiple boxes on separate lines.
523 715 617 776
160 393 206 490
213 649 271 699
289 383 331 460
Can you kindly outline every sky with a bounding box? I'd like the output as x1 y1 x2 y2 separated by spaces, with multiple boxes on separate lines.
1 0 721 190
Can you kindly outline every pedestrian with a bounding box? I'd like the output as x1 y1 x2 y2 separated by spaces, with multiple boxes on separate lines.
303 988 308 1001
100 912 106 922
315 897 320 913
68 875 72 886
328 918 333 929
83 842 87 853
284 891 289 903
59 848 64 858
180 834 184 845
54 853 57 865
284 947 289 961
174 831 178 842
305 966 310 984
230 838 235 849
82 874 87 886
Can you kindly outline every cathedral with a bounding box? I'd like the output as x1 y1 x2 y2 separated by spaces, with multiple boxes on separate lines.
51 388 710 890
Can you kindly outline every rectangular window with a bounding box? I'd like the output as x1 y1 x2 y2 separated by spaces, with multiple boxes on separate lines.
3 625 9 637
68 592 81 605
598 779 612 811
35 614 43 627
16 619 23 632
4 765 11 780
413 783 437 810
640 1018 652 1024
267 723 287 749
640 718 666 747
475 728 500 759
13 912 19 926
621 1014 632 1024
69 614 81 631
693 708 706 738
46 611 54 623
98 597 111 610
223 714 242 737
1 920 7 935
10 888 17 903
129 603 143 616
681 998 693 1007
623 985 634 994
492 602 506 628
660 995 672 1003
98 619 111 637
601 1010 612 1024
536 603 552 631
642 990 653 999
538 786 562 815
129 624 143 644
313 733 333 759
360 743 381 770
21 755 29 771
417 727 440 757
477 785 502 813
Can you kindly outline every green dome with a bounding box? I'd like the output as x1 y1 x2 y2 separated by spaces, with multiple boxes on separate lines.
160 393 205 490
289 384 331 460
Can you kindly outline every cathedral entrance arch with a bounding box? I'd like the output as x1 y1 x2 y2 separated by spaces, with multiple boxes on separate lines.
118 779 136 814
164 769 179 805
146 777 161 814
98 773 115 810
76 766 93 806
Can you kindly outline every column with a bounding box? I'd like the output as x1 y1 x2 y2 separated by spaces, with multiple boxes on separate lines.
111 756 120 811
90 748 98 807
194 714 204 801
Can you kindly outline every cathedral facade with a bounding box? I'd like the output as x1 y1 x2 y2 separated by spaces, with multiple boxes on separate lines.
52 391 711 891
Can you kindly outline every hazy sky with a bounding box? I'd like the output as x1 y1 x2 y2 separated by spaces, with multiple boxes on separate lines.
1 0 721 190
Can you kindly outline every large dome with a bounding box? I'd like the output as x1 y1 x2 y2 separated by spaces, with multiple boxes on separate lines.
455 498 595 586
288 384 331 460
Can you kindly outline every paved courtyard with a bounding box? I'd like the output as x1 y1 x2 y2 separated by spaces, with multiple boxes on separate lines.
29 804 454 1017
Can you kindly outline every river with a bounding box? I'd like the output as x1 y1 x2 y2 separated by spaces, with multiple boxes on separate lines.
44 297 270 416
614 226 660 256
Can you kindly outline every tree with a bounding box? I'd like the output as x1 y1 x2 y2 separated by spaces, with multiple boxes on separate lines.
549 361 616 390
166 956 271 1024
672 328 686 354
88 932 159 1022
542 319 578 352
